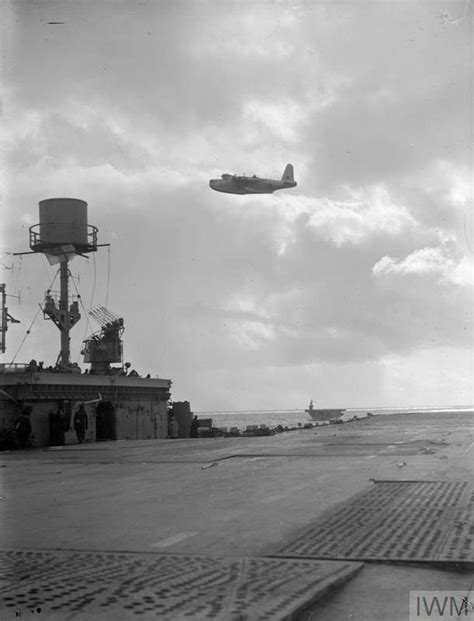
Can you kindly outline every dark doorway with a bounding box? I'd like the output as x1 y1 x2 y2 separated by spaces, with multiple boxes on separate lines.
96 401 115 441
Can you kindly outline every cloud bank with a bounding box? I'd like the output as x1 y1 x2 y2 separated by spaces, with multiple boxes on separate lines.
2 0 472 408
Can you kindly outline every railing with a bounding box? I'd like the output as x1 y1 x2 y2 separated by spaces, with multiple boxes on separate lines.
43 291 80 307
0 363 29 373
29 224 99 253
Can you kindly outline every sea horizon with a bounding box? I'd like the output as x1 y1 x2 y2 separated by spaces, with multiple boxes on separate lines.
194 404 474 431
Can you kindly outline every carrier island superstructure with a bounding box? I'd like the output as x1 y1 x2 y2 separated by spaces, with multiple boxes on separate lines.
0 198 191 447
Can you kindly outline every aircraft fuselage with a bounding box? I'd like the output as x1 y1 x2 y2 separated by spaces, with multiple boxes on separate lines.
209 164 297 195
209 176 296 195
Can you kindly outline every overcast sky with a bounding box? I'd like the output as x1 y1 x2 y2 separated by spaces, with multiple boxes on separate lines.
1 0 472 409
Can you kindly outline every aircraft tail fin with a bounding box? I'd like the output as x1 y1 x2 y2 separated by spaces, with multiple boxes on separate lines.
281 163 294 183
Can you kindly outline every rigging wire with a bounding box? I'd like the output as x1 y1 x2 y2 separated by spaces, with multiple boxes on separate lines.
75 253 99 361
9 306 42 366
41 254 54 282
70 267 94 363
90 252 97 310
105 246 111 308
9 267 60 365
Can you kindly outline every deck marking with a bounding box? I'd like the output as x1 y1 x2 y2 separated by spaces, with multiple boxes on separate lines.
151 531 198 548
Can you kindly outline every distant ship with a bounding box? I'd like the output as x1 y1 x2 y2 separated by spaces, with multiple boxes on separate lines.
305 400 345 421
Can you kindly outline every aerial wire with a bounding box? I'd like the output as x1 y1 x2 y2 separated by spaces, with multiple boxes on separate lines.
11 255 22 303
0 252 13 271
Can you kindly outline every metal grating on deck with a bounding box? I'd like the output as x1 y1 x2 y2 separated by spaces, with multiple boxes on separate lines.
0 550 361 620
272 480 474 565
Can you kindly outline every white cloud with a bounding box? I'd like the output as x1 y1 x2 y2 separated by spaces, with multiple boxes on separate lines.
416 160 473 210
223 294 271 320
212 184 419 257
450 255 474 286
373 241 473 286
373 247 453 276
227 319 276 351
445 165 473 209
243 99 306 143
307 185 417 246
433 161 474 210
3 1 472 409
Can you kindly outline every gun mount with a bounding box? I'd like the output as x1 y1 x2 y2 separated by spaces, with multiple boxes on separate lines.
81 306 124 374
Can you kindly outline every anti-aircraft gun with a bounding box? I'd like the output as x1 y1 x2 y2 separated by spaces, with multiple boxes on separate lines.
81 306 124 374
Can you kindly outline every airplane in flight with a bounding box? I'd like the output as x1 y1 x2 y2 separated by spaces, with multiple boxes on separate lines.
209 163 297 195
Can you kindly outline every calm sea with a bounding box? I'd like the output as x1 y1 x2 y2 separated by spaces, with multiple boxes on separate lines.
195 406 473 431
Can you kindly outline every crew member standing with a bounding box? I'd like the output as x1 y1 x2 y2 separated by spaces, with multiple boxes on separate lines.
189 415 199 438
49 406 65 446
14 407 32 449
168 416 179 439
73 404 88 444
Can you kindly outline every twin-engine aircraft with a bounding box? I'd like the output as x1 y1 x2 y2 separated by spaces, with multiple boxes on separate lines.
209 163 296 195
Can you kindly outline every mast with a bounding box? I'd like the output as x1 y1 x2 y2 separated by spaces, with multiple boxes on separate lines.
14 198 108 371
59 261 70 366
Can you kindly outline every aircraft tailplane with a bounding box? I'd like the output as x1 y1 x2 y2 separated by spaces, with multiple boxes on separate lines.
281 163 294 183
